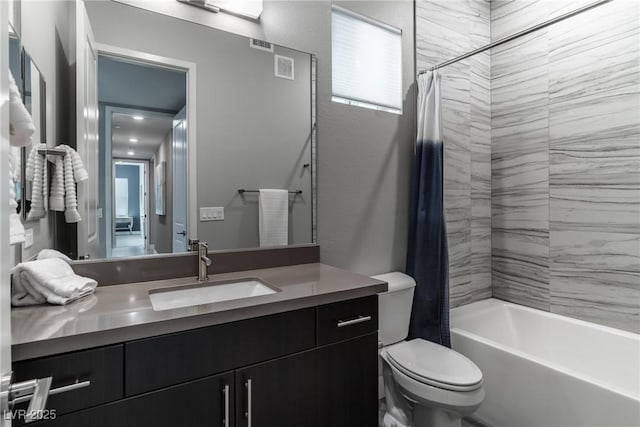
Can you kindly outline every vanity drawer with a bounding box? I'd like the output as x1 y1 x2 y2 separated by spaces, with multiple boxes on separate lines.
125 307 315 396
12 344 124 422
316 295 378 345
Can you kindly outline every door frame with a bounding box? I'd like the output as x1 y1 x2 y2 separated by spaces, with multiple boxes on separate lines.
104 106 174 258
111 158 150 253
0 1 12 422
96 42 198 244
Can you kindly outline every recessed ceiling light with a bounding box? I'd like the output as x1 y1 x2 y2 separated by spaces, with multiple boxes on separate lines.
127 151 135 156
129 138 138 143
132 115 144 121
115 125 121 129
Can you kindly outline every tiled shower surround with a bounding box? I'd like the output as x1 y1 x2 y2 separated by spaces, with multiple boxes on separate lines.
416 0 639 332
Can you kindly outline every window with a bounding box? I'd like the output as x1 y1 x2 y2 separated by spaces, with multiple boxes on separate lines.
331 5 402 114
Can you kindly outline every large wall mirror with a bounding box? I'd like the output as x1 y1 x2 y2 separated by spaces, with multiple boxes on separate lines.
12 0 317 261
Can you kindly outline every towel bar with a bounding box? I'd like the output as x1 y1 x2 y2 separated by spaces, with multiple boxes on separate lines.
238 189 302 195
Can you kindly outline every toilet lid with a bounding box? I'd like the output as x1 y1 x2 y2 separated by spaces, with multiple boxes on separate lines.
386 339 482 390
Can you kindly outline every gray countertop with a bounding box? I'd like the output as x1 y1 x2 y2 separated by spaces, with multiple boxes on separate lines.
11 263 387 361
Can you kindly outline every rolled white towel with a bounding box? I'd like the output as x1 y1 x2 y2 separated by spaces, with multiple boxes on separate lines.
8 72 35 147
10 258 97 306
63 150 81 223
49 157 65 211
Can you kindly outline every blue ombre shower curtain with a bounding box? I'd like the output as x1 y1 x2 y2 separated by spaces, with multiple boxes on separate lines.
406 71 450 347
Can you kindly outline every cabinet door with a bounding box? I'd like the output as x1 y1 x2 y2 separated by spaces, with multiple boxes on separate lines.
235 333 378 427
236 350 318 427
316 332 378 427
30 372 234 427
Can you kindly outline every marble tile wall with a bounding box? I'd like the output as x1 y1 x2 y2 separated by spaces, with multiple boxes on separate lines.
491 0 640 332
416 0 492 308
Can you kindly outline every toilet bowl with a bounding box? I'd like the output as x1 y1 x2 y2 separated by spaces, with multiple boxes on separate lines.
373 272 484 427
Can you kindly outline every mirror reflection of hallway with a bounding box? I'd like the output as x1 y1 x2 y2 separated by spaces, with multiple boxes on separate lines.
97 54 187 258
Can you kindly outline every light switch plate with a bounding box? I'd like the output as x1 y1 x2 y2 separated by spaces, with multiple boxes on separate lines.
25 228 34 248
200 207 224 221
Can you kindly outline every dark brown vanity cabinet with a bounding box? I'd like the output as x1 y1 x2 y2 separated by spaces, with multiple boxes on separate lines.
18 296 378 427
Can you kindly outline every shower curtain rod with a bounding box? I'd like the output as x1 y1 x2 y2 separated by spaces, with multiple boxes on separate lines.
418 0 613 74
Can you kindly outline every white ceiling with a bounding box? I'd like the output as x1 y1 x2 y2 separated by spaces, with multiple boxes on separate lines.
111 113 174 160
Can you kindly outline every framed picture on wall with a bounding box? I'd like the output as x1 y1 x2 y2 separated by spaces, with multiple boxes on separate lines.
155 161 166 215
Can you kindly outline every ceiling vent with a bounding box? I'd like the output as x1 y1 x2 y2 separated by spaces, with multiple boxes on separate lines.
250 38 273 52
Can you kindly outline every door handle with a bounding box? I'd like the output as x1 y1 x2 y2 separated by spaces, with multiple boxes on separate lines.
0 373 53 424
245 379 252 427
222 384 229 427
176 230 187 236
337 315 372 328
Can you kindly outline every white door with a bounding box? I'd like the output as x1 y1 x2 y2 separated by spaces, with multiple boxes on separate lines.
75 0 99 260
172 108 188 252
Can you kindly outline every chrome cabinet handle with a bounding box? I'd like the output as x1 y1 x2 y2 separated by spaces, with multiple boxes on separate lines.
337 315 372 328
245 379 252 427
13 380 91 405
222 384 229 427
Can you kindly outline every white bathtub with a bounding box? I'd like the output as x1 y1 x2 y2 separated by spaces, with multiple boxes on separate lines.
451 298 640 427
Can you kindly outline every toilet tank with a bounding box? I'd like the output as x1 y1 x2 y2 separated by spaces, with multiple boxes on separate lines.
372 272 416 346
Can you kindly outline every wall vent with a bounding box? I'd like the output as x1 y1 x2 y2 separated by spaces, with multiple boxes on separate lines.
250 38 273 52
274 55 294 80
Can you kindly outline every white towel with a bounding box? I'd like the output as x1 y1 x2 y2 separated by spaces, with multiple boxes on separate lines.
8 71 35 147
11 258 97 306
62 148 81 223
36 249 72 263
26 144 47 220
259 189 289 247
58 145 88 182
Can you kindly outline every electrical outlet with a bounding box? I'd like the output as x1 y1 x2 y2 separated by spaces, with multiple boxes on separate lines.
25 228 34 248
200 207 224 221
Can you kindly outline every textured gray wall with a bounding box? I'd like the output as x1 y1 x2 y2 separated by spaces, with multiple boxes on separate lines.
415 0 492 308
87 0 415 274
491 0 640 332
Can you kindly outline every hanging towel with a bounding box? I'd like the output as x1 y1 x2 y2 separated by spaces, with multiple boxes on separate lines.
62 148 81 223
259 189 288 247
49 157 65 211
58 145 89 182
8 71 35 147
10 258 98 306
406 71 451 348
26 144 47 220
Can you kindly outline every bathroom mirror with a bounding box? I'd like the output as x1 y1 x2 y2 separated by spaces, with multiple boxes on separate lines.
20 49 47 221
71 1 316 260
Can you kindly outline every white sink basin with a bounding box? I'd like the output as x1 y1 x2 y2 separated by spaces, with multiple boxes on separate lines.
148 277 280 311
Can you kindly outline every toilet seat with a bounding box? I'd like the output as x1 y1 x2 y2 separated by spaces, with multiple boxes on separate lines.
385 339 483 392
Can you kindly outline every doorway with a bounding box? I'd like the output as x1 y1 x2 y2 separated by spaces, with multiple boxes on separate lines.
96 50 191 258
112 159 148 257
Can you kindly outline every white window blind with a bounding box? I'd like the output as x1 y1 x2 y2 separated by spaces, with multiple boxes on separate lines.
332 6 402 114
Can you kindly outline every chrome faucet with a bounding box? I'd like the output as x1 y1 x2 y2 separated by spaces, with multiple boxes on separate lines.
198 241 212 281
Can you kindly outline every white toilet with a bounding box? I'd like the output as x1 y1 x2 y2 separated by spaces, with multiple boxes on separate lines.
374 272 484 427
